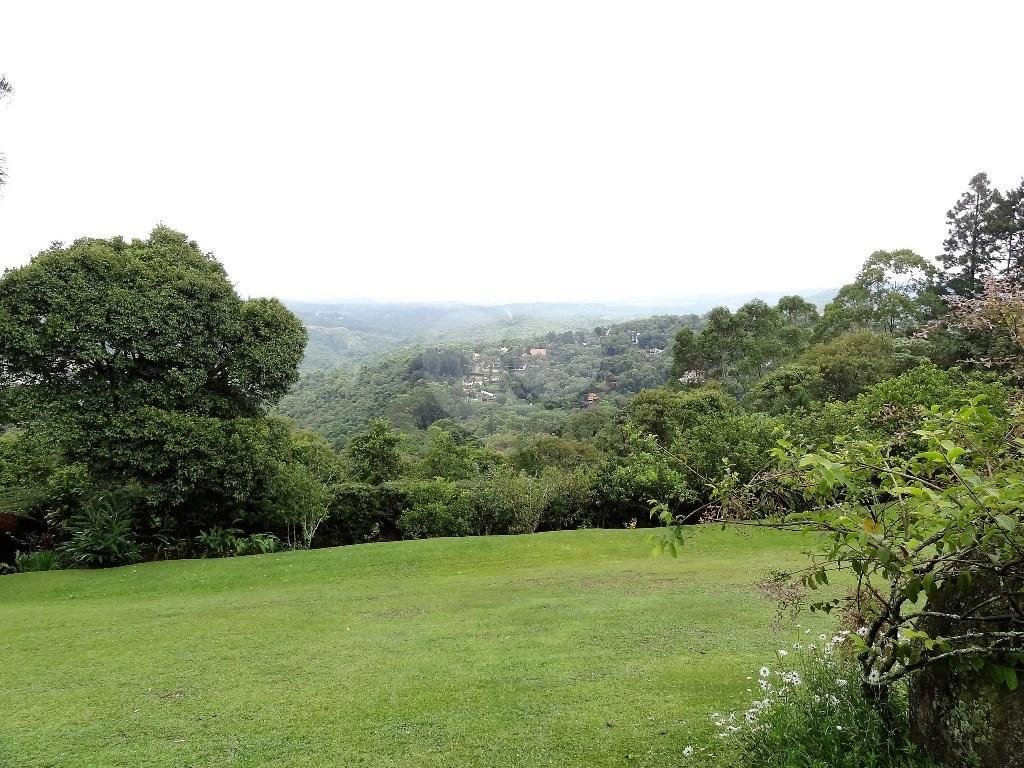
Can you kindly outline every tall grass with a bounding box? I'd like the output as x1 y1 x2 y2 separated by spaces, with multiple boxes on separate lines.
15 549 56 572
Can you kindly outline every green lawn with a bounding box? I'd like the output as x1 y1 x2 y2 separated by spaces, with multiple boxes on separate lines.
0 527 835 768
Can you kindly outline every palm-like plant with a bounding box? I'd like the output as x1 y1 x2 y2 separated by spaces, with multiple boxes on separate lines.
57 493 141 568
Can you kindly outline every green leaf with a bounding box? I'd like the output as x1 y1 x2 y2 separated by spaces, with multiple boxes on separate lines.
1006 666 1019 692
994 515 1018 533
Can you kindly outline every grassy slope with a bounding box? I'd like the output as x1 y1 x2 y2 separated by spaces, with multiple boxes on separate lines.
0 527 835 768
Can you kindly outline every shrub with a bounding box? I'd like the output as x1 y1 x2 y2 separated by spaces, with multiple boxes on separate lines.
399 502 473 539
537 466 597 531
699 398 1024 766
57 495 141 568
194 526 243 558
745 363 826 414
471 465 546 535
149 533 191 560
674 411 781 496
594 430 694 526
397 479 475 539
714 636 940 768
266 428 344 548
193 528 280 557
234 533 281 556
15 549 56 572
321 482 406 545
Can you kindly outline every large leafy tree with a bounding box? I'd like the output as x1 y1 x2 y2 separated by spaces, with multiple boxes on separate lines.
817 250 939 338
697 306 742 384
0 227 308 534
671 300 816 392
344 418 404 485
1 228 305 421
775 295 819 350
801 330 920 401
734 299 787 379
942 172 1000 295
670 327 704 383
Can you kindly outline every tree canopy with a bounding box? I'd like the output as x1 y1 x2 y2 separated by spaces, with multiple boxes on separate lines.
0 227 310 545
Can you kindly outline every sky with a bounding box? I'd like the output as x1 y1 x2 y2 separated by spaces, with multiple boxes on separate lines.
1 1 1023 305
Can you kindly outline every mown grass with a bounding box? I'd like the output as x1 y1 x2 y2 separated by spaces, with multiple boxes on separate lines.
0 527 836 768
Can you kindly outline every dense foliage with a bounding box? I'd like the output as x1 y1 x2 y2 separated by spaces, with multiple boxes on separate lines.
0 228 317 563
276 314 699 447
651 174 1024 766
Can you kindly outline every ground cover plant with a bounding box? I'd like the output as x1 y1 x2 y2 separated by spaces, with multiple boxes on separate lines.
709 633 940 768
0 527 835 768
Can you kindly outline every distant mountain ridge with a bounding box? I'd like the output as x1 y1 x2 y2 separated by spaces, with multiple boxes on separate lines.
286 287 839 318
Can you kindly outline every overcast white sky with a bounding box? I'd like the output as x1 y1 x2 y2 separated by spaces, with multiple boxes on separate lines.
1 1 1023 304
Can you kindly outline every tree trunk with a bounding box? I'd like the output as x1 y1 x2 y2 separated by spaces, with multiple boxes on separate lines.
908 578 1024 766
909 661 1024 767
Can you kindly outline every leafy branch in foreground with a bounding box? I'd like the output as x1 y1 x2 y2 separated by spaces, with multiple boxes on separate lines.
663 398 1024 697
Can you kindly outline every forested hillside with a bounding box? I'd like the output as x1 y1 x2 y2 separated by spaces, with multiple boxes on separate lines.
291 302 633 372
276 314 702 447
289 292 839 372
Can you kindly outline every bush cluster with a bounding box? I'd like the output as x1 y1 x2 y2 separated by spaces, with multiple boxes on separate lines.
702 634 940 768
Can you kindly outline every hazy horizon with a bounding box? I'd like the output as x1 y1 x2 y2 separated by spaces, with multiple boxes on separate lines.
283 285 839 310
2 1 1023 303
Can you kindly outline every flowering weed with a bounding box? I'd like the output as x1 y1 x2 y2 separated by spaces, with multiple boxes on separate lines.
710 632 942 768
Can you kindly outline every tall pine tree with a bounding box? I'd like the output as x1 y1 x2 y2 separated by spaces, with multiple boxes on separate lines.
942 172 999 295
993 178 1024 280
